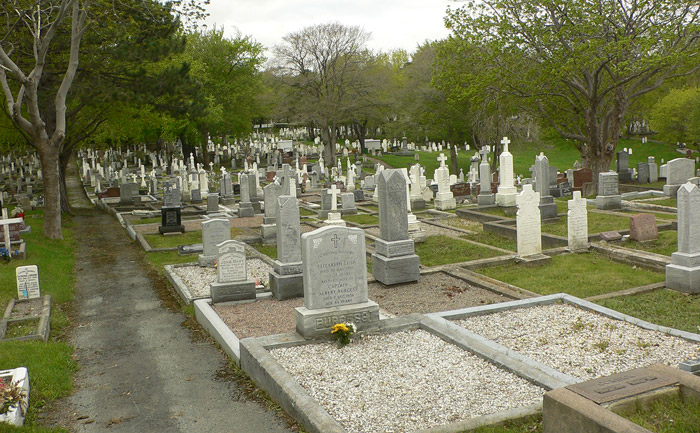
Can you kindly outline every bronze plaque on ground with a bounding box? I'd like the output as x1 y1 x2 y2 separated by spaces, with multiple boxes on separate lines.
567 366 678 404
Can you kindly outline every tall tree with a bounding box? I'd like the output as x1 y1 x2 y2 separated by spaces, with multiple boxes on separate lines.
445 0 700 191
273 22 370 167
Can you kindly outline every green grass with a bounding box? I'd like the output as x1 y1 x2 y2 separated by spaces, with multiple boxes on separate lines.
142 251 196 277
130 217 161 225
0 210 77 431
414 235 505 266
6 319 39 338
597 289 700 334
608 230 677 256
633 197 677 207
251 243 278 260
299 207 316 217
477 207 513 219
469 416 542 433
614 392 700 433
541 211 632 237
460 231 517 252
343 213 379 225
359 204 378 212
143 228 241 249
620 209 677 221
478 252 665 298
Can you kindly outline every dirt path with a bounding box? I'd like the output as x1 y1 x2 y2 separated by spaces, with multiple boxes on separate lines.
51 167 293 432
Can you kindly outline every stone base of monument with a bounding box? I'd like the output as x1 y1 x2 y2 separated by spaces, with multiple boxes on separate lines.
543 364 700 433
317 209 330 219
238 202 255 217
434 195 456 210
410 197 425 210
323 212 346 227
662 183 681 197
210 280 256 303
539 197 559 219
221 197 235 206
340 208 358 216
517 253 552 266
496 191 517 207
158 224 185 234
198 254 216 267
294 301 380 339
665 252 700 294
260 224 277 244
269 261 303 300
595 194 622 210
477 193 495 206
371 252 420 285
251 199 262 214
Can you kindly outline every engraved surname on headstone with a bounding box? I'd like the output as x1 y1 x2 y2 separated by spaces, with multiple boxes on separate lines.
217 240 247 283
202 219 231 257
567 191 588 251
277 195 301 263
378 169 408 241
302 226 367 310
16 265 40 300
516 184 542 257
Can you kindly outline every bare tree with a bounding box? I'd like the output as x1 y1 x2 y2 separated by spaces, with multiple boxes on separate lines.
274 22 370 167
0 0 88 239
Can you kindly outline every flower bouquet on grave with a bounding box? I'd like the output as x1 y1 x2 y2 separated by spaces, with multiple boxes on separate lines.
0 377 27 418
331 322 356 348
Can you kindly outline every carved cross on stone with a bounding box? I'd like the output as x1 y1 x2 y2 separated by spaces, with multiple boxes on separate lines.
501 136 511 152
331 234 340 248
437 153 447 167
480 146 490 162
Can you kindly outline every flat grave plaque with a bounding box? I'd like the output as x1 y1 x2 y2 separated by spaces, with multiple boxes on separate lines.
567 366 678 404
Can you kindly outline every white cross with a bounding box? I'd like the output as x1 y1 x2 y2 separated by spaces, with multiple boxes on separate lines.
437 153 447 167
501 137 511 152
209 161 214 171
0 208 22 254
480 146 490 161
329 184 339 211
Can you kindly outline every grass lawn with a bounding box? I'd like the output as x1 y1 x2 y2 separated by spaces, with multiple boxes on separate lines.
541 211 632 237
0 210 77 431
130 217 161 225
478 252 664 298
299 207 316 217
142 251 196 277
359 204 378 212
614 392 700 433
343 213 379 225
620 209 677 221
470 416 542 433
251 243 278 260
414 235 505 266
460 231 517 252
476 207 513 219
632 197 677 207
143 227 241 249
607 230 677 256
597 289 700 334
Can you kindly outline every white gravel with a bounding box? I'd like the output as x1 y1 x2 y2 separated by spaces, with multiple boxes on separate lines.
172 258 273 297
458 303 700 381
270 329 544 433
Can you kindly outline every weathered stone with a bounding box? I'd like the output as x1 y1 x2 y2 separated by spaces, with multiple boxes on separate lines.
666 181 700 293
198 219 231 267
378 169 409 241
516 184 542 257
567 191 588 251
629 213 658 242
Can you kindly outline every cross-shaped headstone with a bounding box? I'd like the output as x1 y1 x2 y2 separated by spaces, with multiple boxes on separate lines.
329 184 339 211
437 153 447 167
209 161 214 171
0 208 22 255
501 136 511 152
480 146 490 162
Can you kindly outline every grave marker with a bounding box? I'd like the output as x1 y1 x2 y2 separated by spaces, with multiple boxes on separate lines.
270 196 304 300
665 181 700 293
198 218 231 267
629 213 658 242
16 265 40 300
595 172 621 210
567 191 588 251
209 240 255 303
516 184 542 258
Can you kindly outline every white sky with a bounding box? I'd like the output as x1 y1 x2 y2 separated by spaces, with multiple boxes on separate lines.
203 0 455 57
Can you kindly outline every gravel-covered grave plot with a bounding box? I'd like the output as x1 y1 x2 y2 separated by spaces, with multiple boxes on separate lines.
457 304 700 382
369 272 511 316
213 297 303 338
171 258 272 298
270 329 544 433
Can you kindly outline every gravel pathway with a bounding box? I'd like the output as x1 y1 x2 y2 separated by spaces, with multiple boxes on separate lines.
458 304 700 381
369 272 510 316
213 298 304 339
271 329 544 433
172 259 273 297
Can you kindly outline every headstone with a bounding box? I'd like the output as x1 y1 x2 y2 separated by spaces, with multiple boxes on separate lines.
261 182 284 243
119 182 139 205
372 169 420 285
663 158 695 197
595 172 621 210
572 168 593 193
477 147 495 206
207 193 219 213
495 137 517 207
567 191 588 251
629 213 658 242
648 157 658 183
190 188 202 203
237 173 255 217
198 218 231 267
665 182 700 293
636 162 649 184
434 154 456 210
209 240 255 303
270 196 304 300
599 231 622 241
340 192 357 215
295 225 379 338
16 265 40 300
616 150 632 182
516 184 542 258
534 153 558 219
322 185 345 226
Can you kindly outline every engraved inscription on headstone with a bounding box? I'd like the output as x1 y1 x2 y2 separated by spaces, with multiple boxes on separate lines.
16 265 40 300
217 240 247 283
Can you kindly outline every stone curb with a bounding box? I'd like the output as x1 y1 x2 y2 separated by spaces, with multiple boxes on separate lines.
193 298 242 364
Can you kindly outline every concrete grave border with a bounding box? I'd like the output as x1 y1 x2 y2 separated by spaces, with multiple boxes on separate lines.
0 295 51 342
239 313 571 433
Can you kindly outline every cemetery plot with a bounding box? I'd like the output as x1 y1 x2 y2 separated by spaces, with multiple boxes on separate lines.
341 213 379 226
212 297 303 339
540 211 654 237
477 252 664 298
453 302 699 382
142 227 243 250
269 329 545 433
368 271 512 315
606 230 677 256
0 296 51 342
414 234 508 266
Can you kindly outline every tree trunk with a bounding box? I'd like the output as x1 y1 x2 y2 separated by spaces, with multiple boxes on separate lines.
352 121 367 154
37 143 63 239
59 151 72 214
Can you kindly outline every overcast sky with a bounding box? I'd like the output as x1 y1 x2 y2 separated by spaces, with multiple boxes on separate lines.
203 0 455 56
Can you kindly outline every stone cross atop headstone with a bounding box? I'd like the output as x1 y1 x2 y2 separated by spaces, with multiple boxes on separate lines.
501 136 511 152
329 184 339 211
437 153 447 167
479 146 490 162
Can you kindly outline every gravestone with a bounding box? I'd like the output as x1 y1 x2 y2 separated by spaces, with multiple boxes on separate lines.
220 173 235 205
648 157 658 183
248 171 262 213
663 158 695 197
119 182 139 205
595 172 622 210
616 150 632 183
636 162 649 184
477 147 495 206
207 193 219 213
572 168 593 193
159 182 185 234
495 137 517 207
261 182 284 244
372 170 420 285
209 240 256 303
516 184 543 258
629 213 658 242
322 185 345 226
318 189 332 219
270 196 304 300
434 154 456 210
16 265 40 300
237 173 255 217
409 164 425 210
190 188 202 203
567 191 588 251
340 192 357 215
295 225 379 338
534 153 558 219
665 181 700 293
198 218 231 267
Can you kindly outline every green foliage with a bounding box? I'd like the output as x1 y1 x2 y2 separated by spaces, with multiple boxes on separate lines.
650 87 700 144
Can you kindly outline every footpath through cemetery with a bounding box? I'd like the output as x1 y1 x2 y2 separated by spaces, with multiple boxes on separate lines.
2 132 700 433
